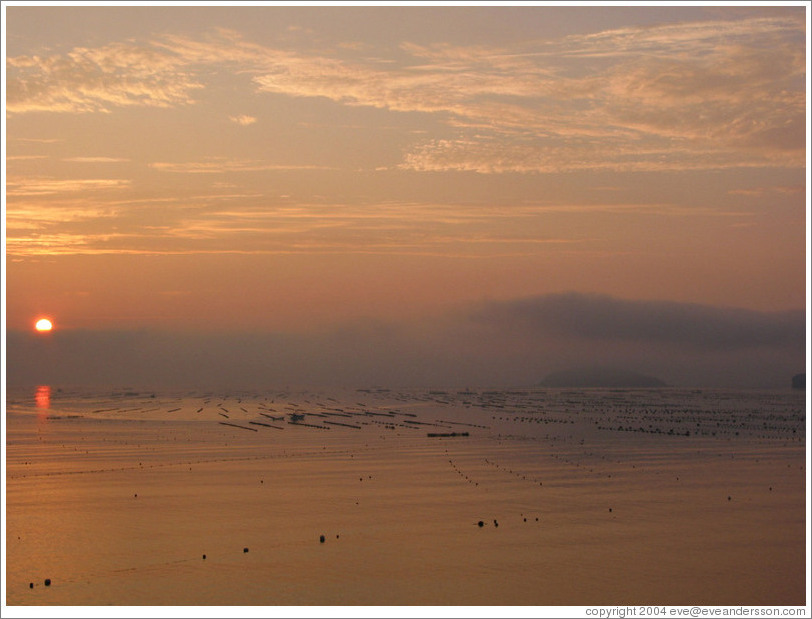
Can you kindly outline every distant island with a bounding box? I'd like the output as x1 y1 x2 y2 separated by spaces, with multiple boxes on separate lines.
540 367 667 388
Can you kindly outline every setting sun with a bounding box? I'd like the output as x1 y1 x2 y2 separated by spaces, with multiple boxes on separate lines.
35 318 53 332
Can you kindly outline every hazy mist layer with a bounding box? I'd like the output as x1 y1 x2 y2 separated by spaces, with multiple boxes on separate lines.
8 293 805 390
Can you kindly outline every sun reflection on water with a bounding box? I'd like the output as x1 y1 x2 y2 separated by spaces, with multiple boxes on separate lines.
35 385 51 410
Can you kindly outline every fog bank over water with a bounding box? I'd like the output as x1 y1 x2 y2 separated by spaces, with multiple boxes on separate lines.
6 293 806 390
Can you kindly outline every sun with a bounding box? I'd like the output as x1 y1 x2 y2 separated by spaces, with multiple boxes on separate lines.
35 318 54 332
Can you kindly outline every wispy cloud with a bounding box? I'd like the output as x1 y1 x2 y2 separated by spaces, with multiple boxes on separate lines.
7 15 804 173
62 156 131 163
4 194 607 258
5 201 127 256
6 41 203 113
11 137 63 143
5 172 754 259
6 177 132 196
245 16 805 172
229 114 257 126
398 137 801 174
727 185 804 197
148 158 334 174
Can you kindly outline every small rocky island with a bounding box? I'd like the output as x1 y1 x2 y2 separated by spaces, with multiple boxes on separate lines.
540 367 667 388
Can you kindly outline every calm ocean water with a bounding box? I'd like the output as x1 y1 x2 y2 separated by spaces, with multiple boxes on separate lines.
5 386 807 605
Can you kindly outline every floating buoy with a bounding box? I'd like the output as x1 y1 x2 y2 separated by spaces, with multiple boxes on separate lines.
319 535 326 543
44 579 51 587
202 554 206 560
477 521 484 527
243 547 249 553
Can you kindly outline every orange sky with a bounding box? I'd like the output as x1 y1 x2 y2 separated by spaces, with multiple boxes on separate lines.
3 4 808 388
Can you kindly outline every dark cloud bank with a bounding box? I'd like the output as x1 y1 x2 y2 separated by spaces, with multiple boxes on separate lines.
6 293 807 390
